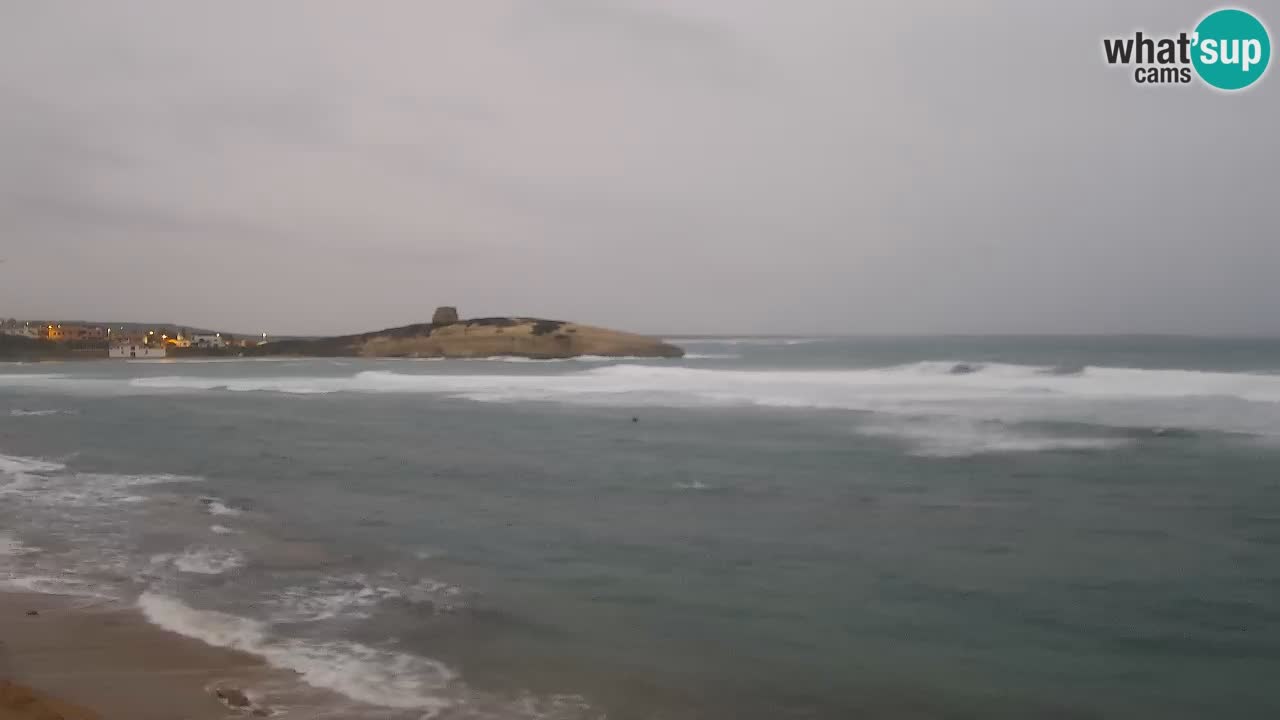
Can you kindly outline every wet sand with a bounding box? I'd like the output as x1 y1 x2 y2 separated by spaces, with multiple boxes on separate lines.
0 591 266 719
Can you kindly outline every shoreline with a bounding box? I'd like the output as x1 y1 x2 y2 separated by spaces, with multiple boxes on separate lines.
0 591 270 719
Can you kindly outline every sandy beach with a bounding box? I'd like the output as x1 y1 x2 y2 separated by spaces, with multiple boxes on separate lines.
0 591 266 720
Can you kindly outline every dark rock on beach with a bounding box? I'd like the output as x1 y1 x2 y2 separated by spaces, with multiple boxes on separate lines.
215 687 252 708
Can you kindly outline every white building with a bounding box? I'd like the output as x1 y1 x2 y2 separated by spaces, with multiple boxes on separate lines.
190 333 226 349
109 343 166 359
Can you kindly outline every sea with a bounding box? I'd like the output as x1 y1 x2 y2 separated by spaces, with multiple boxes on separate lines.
2 335 1279 719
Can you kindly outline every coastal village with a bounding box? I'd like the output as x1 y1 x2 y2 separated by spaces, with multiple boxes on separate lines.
0 318 265 358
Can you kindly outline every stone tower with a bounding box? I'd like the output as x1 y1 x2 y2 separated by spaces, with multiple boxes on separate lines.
432 306 459 325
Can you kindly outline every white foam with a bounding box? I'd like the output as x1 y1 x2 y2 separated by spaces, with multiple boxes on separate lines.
21 361 1280 435
116 361 1280 401
138 592 456 714
210 524 238 535
404 578 465 611
131 375 338 394
856 417 1133 457
466 356 561 363
203 498 243 516
95 472 203 487
164 547 245 575
0 374 118 394
0 453 203 530
138 591 269 650
9 408 77 416
268 573 464 623
569 355 649 362
0 373 68 384
0 533 37 556
0 452 66 476
0 453 65 500
410 355 648 363
269 576 399 623
0 454 187 600
18 472 202 509
671 337 824 346
127 357 299 364
0 574 116 598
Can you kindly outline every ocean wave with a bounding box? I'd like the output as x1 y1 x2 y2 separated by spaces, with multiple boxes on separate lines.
210 524 238 535
0 373 68 383
0 452 66 477
268 573 465 623
0 574 117 598
417 355 655 363
127 357 300 364
156 547 245 575
138 592 591 718
131 375 338 394
0 533 37 556
22 361 1280 435
0 453 202 599
570 355 651 363
402 577 466 612
670 337 825 346
202 497 243 516
9 408 79 417
138 592 456 714
115 361 1280 403
2 453 199 508
268 575 401 622
0 373 120 394
27 473 201 509
856 417 1133 457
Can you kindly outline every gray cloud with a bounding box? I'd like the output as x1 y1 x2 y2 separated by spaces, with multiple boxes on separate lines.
0 1 1276 334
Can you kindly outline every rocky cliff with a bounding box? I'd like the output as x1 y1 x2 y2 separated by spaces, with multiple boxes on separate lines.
251 308 683 359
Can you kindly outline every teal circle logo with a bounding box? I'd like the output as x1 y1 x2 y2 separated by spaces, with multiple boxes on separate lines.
1192 8 1271 90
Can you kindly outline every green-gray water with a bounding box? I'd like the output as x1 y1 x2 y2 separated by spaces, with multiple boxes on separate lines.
2 336 1279 718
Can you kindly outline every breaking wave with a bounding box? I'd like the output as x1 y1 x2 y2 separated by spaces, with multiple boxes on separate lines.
138 592 457 713
106 361 1280 403
266 573 464 623
0 574 115 598
682 353 741 360
16 361 1280 435
202 497 243 516
856 417 1133 457
672 337 825 346
0 452 66 478
1 452 200 507
137 592 591 718
0 533 36 557
156 547 246 575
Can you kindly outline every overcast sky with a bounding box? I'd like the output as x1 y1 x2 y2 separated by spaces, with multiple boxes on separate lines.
1 1 1276 335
